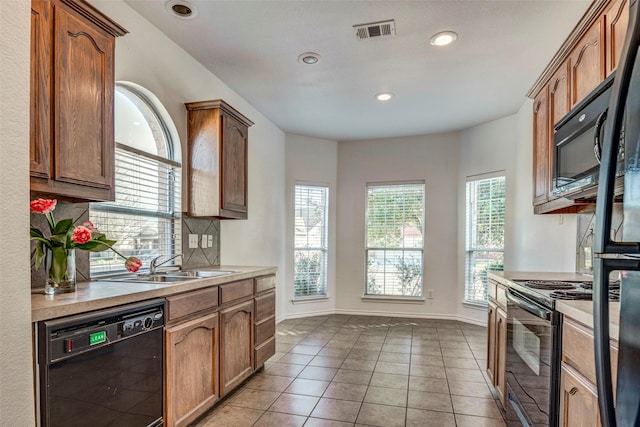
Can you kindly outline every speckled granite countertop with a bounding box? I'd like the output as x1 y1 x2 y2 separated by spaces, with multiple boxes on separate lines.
488 271 620 340
32 265 277 322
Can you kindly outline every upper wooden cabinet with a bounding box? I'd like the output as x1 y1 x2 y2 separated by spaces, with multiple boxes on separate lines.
569 19 605 107
604 0 629 76
185 100 253 219
30 0 127 202
529 0 628 214
533 87 550 206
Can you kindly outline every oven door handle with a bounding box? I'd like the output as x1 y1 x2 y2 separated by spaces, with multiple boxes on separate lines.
507 289 552 321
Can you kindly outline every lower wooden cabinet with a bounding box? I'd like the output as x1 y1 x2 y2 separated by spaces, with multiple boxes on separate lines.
486 280 507 408
165 312 219 427
495 307 507 406
560 363 601 427
220 299 254 396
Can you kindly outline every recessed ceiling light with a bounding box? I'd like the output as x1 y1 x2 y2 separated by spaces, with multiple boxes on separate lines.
430 31 458 46
298 52 321 64
376 92 394 101
166 0 198 19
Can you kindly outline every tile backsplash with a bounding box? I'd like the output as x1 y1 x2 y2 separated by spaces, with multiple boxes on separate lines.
576 204 623 274
31 201 220 288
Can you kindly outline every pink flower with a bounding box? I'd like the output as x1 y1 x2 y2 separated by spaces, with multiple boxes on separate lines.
71 226 92 245
125 257 143 273
83 221 98 232
30 199 57 214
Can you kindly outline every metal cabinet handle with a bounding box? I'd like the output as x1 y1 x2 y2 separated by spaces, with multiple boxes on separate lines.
569 387 579 396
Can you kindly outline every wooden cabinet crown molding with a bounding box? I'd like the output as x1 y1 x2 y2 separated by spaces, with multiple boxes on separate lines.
528 0 610 98
185 100 254 127
59 0 128 36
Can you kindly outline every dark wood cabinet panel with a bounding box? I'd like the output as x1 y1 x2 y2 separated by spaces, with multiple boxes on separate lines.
486 300 497 385
569 20 605 107
495 307 507 407
604 0 629 76
165 312 219 427
220 300 254 396
30 0 126 202
185 100 253 219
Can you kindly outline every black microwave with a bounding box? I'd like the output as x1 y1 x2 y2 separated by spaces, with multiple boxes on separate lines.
553 74 624 197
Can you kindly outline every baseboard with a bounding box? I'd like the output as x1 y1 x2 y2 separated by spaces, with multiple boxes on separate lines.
276 308 487 327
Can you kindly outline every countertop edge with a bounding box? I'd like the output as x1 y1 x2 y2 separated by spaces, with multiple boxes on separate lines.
32 266 277 322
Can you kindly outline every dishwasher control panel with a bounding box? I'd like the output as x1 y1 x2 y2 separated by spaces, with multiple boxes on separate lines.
40 299 165 363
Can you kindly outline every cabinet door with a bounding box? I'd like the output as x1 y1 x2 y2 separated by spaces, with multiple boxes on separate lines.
220 114 248 219
54 4 115 192
604 0 629 76
165 312 219 427
569 20 605 107
533 87 549 206
559 363 601 427
495 307 507 407
30 0 52 180
220 300 254 396
486 300 497 384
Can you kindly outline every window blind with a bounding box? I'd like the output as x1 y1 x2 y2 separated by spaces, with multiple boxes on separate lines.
465 176 505 303
365 182 424 297
90 145 182 276
294 184 328 297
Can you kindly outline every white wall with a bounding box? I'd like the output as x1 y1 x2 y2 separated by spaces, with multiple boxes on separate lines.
0 1 35 426
91 1 288 319
284 134 338 319
335 134 461 319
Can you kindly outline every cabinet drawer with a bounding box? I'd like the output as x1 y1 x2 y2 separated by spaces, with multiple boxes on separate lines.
255 317 275 346
166 287 218 322
562 318 618 387
219 279 254 304
255 275 276 294
255 336 276 369
255 292 275 322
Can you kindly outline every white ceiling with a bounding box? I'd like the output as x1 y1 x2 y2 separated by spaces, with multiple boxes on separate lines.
125 0 590 141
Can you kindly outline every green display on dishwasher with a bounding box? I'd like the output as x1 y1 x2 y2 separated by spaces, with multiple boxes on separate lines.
89 331 106 346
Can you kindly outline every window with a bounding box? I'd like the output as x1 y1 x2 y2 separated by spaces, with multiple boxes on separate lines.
465 175 506 303
90 83 182 276
294 184 329 298
365 182 424 297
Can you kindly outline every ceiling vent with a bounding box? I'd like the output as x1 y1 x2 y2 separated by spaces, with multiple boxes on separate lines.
354 20 396 40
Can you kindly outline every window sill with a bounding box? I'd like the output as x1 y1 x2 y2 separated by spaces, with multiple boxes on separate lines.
462 300 488 310
361 295 425 304
291 296 329 304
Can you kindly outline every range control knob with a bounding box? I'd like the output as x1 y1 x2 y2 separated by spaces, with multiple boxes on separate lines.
143 316 153 329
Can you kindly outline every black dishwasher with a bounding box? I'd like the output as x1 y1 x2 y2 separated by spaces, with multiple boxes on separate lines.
37 299 165 427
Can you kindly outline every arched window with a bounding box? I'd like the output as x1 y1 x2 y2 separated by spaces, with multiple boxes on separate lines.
90 82 182 275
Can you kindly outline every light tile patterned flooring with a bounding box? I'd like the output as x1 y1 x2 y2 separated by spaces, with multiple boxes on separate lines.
193 314 506 427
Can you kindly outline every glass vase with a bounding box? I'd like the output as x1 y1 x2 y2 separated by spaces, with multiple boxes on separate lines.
44 247 76 295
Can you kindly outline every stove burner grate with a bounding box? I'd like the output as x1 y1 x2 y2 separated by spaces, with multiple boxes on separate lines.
549 289 593 300
522 280 580 290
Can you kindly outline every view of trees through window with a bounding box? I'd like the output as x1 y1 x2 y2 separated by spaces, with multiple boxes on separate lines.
294 185 328 298
465 175 505 303
366 183 424 297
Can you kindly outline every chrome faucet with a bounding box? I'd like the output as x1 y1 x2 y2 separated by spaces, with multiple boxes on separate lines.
149 253 184 274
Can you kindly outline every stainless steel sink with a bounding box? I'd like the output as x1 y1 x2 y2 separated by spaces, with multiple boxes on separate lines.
97 269 235 284
165 270 235 278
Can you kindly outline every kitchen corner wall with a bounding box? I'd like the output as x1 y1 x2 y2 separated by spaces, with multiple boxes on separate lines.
575 205 623 274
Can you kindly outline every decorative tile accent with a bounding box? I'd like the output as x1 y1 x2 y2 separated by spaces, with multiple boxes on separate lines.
181 216 220 268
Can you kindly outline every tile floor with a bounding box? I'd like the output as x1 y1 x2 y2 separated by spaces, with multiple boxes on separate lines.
193 314 506 427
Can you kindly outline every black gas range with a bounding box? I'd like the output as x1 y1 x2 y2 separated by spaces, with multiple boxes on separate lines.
502 278 620 427
509 279 620 310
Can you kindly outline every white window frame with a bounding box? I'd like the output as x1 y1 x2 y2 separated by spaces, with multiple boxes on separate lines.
365 181 425 298
464 172 506 304
90 82 182 276
293 183 329 299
